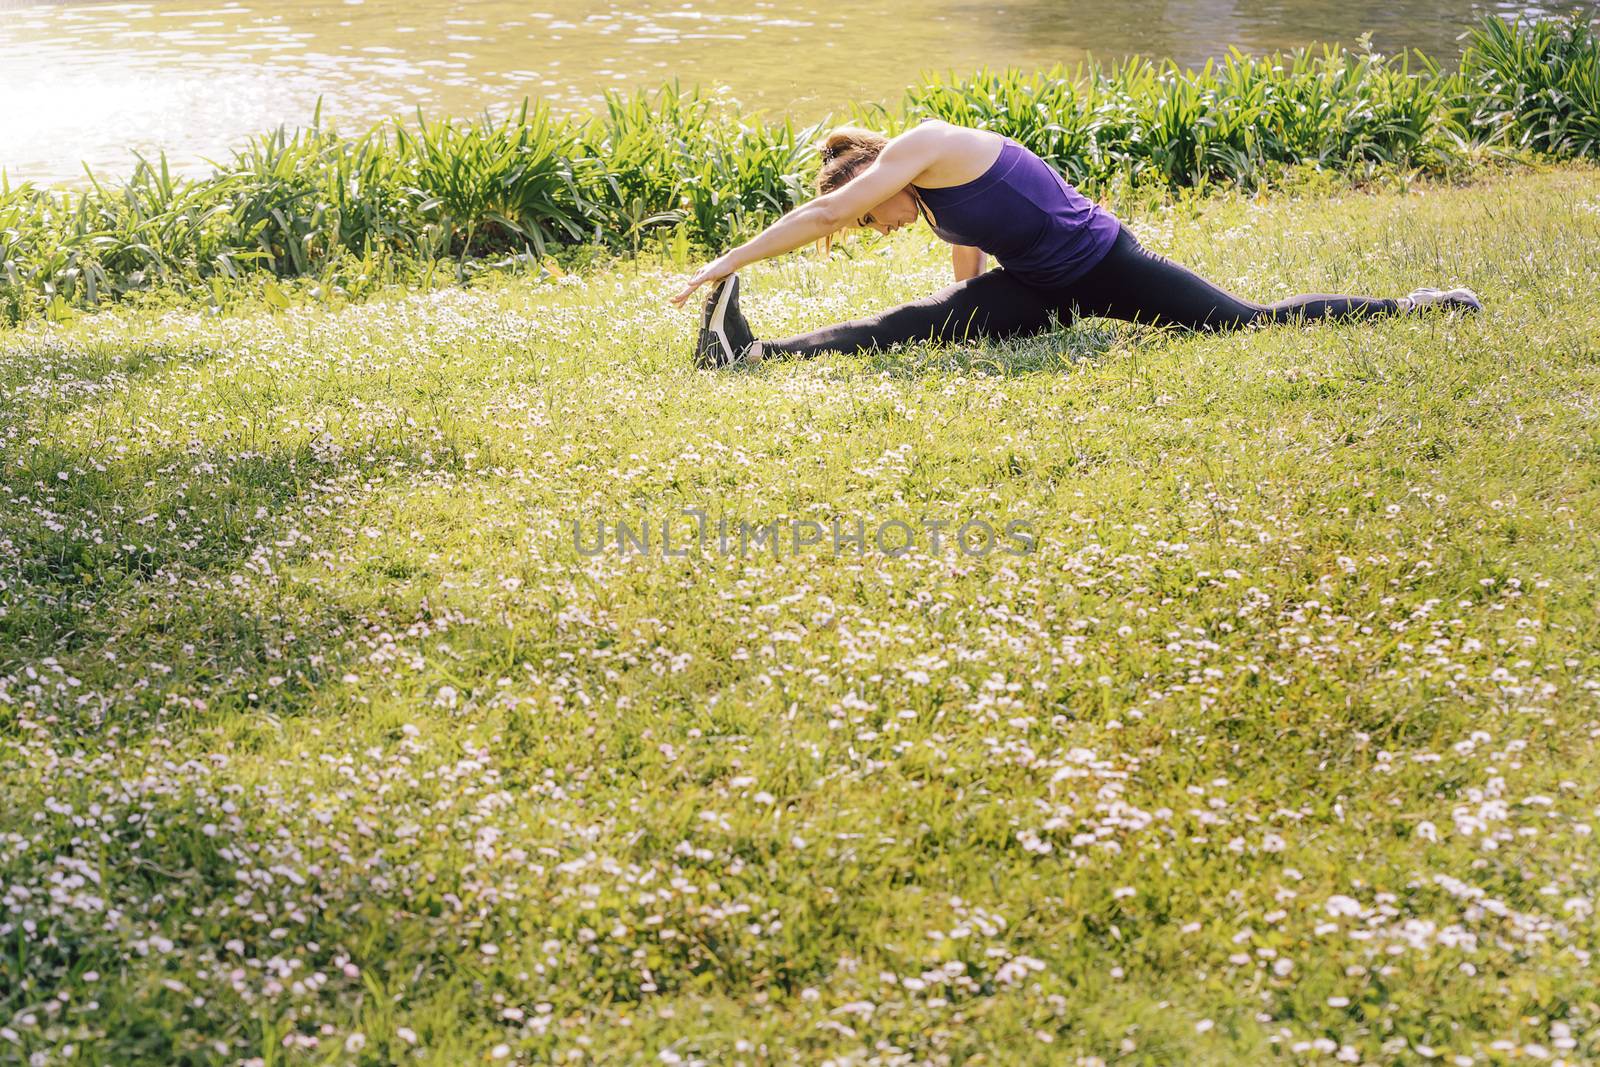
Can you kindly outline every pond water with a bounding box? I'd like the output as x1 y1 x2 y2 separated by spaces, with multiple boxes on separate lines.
1 0 1591 186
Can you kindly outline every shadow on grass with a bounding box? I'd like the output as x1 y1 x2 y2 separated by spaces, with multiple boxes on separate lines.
0 427 469 736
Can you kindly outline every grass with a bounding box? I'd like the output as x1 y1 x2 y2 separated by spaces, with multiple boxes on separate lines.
3 13 1599 325
2 163 1599 1064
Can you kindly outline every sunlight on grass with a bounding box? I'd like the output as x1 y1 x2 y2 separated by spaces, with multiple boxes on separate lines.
1 167 1598 1063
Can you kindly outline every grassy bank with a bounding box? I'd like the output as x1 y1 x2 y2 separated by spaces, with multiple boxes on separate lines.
2 163 1598 1063
3 13 1599 325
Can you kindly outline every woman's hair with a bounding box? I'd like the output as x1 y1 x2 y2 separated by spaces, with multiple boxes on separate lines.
817 127 888 194
814 127 893 254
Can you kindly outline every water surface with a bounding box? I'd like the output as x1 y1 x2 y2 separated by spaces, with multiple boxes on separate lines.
1 0 1591 186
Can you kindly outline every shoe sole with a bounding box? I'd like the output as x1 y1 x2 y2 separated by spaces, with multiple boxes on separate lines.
694 276 740 369
708 276 737 364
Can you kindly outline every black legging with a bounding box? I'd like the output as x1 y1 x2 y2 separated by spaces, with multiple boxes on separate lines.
764 222 1399 358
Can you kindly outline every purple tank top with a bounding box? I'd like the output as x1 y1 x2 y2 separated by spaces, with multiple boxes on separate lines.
912 138 1120 288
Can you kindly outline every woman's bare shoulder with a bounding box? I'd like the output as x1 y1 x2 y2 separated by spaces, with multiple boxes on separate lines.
897 120 1006 188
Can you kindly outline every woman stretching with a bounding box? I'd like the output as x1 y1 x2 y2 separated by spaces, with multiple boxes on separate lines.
669 120 1480 367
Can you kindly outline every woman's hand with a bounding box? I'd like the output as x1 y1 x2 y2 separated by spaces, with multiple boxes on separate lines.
669 252 741 307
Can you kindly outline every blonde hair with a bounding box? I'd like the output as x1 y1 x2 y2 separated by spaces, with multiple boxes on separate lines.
816 127 890 253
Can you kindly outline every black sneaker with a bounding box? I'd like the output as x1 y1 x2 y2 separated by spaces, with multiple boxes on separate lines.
695 274 759 368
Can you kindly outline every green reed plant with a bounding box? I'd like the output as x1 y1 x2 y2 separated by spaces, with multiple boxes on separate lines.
578 85 710 250
1458 12 1600 156
216 116 415 276
901 41 1466 192
672 113 825 249
395 98 591 262
574 83 825 250
79 154 235 292
0 184 57 321
0 11 1595 324
1143 60 1267 188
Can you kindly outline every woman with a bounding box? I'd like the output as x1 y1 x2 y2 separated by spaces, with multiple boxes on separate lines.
669 120 1480 367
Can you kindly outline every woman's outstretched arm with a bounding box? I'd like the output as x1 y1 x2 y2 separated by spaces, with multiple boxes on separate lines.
668 128 942 307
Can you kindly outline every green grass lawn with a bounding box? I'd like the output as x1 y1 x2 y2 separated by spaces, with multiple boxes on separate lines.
2 164 1598 1065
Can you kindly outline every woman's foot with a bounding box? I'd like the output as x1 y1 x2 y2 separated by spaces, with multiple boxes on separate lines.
695 274 761 368
1398 286 1483 313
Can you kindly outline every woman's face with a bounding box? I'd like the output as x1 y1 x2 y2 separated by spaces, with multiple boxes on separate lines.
855 188 920 235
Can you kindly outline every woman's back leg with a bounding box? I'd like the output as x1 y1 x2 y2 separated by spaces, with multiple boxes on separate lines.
1066 225 1399 331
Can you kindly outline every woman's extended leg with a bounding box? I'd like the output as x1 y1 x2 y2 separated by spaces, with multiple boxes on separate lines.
762 268 1058 358
1064 224 1400 330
